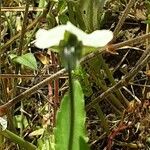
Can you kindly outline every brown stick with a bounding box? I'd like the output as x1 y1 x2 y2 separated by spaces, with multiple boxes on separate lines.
113 0 136 41
81 32 150 63
1 2 50 53
1 31 150 116
86 46 150 111
0 69 66 117
1 7 44 12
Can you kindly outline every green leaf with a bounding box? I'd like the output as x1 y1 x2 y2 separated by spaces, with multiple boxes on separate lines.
14 115 28 129
79 0 107 31
37 133 55 150
73 66 93 97
79 136 90 150
29 128 44 137
58 14 69 24
82 46 97 56
9 53 37 70
55 80 89 150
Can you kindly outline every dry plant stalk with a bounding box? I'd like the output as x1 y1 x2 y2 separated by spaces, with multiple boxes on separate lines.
0 0 149 116
1 7 44 12
113 0 136 41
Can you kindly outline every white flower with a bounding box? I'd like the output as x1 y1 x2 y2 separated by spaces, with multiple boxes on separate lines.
35 22 113 49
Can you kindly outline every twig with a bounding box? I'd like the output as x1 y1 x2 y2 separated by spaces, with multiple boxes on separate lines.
113 0 136 41
0 74 67 78
18 1 30 56
86 46 150 111
0 68 66 117
1 7 44 12
81 32 150 63
1 2 50 53
122 86 141 103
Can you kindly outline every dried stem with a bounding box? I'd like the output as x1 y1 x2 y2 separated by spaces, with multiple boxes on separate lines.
0 2 50 53
86 46 150 111
113 0 136 41
81 32 150 63
0 74 67 78
1 15 150 116
18 0 30 56
0 69 66 117
1 7 44 12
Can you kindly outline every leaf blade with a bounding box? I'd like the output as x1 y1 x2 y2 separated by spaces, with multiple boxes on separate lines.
55 80 89 150
10 53 37 70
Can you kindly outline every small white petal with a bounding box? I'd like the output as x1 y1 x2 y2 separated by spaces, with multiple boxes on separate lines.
82 30 113 47
66 22 87 40
34 22 113 49
35 25 66 49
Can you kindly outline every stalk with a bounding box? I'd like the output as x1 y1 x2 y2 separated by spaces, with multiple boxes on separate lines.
67 51 75 150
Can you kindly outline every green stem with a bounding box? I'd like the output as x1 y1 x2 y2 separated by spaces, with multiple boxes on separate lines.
36 0 46 17
87 0 94 32
68 61 75 150
94 104 109 134
0 129 36 150
87 63 123 113
100 55 129 107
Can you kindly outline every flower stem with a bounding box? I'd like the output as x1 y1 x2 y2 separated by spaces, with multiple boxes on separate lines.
68 60 75 150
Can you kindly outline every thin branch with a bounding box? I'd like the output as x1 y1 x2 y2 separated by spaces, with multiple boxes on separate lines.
81 32 150 63
113 0 136 41
1 7 44 12
1 2 50 53
18 0 30 56
0 74 67 78
86 46 150 111
0 69 66 117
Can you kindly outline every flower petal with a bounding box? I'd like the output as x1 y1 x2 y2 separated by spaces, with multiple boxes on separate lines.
35 25 66 49
66 22 87 41
34 22 113 49
82 30 113 47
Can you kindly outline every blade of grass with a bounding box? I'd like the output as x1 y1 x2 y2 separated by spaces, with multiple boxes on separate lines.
0 129 36 150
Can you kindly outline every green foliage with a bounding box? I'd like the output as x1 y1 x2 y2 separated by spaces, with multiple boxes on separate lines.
9 53 37 70
37 133 55 150
54 80 89 150
79 0 107 31
14 115 28 129
57 0 107 32
0 129 36 150
29 128 44 137
73 66 93 97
